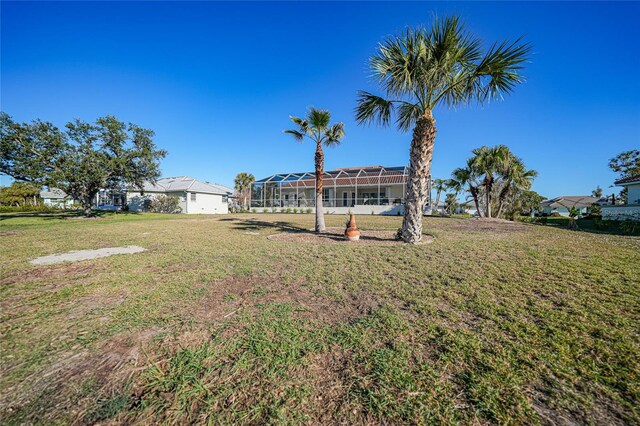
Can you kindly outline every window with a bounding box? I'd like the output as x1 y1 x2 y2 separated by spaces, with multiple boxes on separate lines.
190 193 196 202
222 195 228 203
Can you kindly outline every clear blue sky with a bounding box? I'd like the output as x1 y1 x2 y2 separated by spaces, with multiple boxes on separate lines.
2 1 639 199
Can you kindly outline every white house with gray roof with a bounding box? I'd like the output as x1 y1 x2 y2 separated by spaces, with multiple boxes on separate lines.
126 176 233 214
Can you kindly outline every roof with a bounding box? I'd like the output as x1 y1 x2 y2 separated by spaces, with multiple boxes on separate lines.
614 174 640 185
541 196 600 209
255 166 410 188
40 188 69 199
138 177 232 195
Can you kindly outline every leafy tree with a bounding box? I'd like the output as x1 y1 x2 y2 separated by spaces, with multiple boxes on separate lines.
608 150 639 204
0 113 166 216
609 149 640 178
0 181 41 206
591 186 603 198
355 15 530 243
284 108 345 232
234 172 255 210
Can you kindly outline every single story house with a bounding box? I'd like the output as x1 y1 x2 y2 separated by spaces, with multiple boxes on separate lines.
601 175 640 221
125 176 233 214
40 188 75 207
540 196 600 216
41 177 233 214
251 166 433 215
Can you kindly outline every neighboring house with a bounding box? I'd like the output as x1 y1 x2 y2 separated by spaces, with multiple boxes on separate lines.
454 200 479 216
540 196 600 216
40 188 75 207
126 176 232 214
251 166 432 215
601 175 640 221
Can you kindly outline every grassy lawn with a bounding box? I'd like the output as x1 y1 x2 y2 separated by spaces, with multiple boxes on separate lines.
1 212 638 424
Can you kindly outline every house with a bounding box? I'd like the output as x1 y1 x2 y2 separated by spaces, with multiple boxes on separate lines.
540 196 600 217
251 166 432 215
126 176 233 214
601 175 640 221
40 188 75 207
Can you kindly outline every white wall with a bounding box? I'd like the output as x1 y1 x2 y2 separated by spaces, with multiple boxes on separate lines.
185 192 228 214
602 205 640 221
626 183 640 205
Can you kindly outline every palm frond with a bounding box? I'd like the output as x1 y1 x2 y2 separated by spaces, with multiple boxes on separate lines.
396 101 422 132
324 122 345 146
355 91 395 127
307 108 331 132
283 129 304 142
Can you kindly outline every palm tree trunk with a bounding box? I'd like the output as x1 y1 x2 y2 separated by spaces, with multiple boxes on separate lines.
470 187 482 217
401 111 436 244
484 177 493 218
315 142 326 232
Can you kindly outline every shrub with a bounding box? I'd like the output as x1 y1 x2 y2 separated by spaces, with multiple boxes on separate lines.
292 208 298 214
149 195 182 214
305 208 312 214
593 217 608 230
285 208 291 214
0 204 58 213
263 208 268 213
271 206 277 213
620 219 639 235
252 208 257 213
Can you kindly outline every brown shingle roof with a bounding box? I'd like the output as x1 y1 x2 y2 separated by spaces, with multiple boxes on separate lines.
614 174 640 185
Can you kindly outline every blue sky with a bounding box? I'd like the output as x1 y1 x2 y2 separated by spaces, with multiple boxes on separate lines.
2 1 639 199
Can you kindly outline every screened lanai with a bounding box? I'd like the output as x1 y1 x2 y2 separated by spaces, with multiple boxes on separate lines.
250 166 432 209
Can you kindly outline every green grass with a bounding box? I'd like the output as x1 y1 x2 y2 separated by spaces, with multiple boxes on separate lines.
1 212 638 424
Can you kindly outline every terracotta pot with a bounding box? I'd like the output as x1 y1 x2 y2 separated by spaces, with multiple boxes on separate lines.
345 213 361 241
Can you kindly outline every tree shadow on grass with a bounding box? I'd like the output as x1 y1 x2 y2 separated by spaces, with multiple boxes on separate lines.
0 210 140 222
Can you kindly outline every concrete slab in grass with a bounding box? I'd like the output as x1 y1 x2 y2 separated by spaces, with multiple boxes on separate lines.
30 246 146 265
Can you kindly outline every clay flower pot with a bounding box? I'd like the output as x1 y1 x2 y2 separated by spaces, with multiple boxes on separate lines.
345 213 361 241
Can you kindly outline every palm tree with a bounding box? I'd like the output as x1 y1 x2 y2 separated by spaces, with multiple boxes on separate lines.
432 178 446 214
449 163 482 217
284 108 345 232
234 172 255 210
494 156 537 218
355 15 530 243
469 145 510 218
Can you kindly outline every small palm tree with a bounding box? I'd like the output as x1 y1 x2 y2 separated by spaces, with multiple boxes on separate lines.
355 15 530 243
494 156 537 218
284 108 344 232
449 163 483 216
432 178 446 214
234 172 255 210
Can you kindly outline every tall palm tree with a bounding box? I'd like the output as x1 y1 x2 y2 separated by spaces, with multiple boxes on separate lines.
234 172 255 210
284 108 345 232
432 178 446 214
355 15 530 243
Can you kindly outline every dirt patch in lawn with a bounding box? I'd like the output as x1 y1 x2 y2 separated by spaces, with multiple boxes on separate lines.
434 217 530 233
0 328 161 425
0 230 21 237
267 227 434 245
30 246 146 265
188 273 381 327
0 262 106 287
